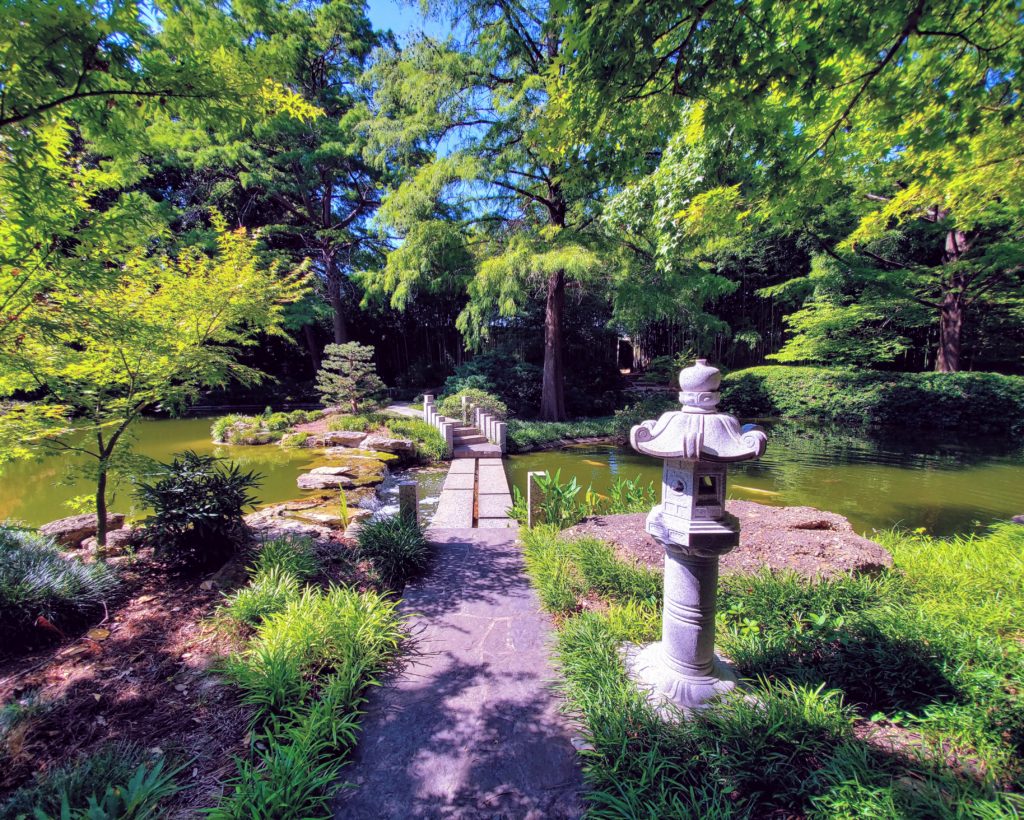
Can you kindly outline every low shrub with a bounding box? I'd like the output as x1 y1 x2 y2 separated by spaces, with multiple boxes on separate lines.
355 515 430 587
510 471 656 528
440 354 543 417
505 417 618 452
135 451 261 570
721 365 1024 433
436 388 508 421
215 586 403 818
383 418 447 462
0 740 181 819
251 537 320 581
0 525 118 649
225 566 302 627
211 410 322 445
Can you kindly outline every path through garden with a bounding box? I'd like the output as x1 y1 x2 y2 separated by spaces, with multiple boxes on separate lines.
334 464 584 817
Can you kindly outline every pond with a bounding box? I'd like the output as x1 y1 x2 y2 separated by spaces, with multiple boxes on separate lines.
506 421 1024 537
4 417 1022 537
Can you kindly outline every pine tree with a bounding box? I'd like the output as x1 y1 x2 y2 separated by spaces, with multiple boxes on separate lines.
316 343 385 412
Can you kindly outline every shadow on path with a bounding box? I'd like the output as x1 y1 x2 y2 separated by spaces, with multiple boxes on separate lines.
335 528 584 819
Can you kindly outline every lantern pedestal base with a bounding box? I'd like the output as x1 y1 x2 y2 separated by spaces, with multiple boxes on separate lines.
624 642 738 715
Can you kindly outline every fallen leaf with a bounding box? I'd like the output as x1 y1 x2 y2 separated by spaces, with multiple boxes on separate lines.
87 628 110 641
136 595 156 603
92 693 101 702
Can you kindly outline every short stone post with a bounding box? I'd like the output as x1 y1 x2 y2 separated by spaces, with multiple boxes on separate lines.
627 360 767 713
461 395 469 425
441 421 455 457
480 412 492 442
398 480 418 524
496 421 507 454
423 394 434 422
526 471 547 528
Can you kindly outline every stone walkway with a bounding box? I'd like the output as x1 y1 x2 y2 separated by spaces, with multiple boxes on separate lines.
432 458 514 529
334 522 584 818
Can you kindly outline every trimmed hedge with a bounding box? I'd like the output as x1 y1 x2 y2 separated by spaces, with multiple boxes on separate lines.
722 366 1024 434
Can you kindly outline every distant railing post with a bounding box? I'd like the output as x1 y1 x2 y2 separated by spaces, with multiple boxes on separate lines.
461 395 469 425
398 480 418 524
526 471 547 528
496 421 507 454
441 421 455 457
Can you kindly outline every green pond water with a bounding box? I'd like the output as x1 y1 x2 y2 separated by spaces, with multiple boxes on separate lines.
3 417 1022 537
506 421 1024 537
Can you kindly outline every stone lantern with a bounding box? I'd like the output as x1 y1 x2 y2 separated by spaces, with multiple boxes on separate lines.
628 359 767 712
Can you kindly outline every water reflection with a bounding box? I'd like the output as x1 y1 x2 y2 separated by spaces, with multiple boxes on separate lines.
505 421 1024 537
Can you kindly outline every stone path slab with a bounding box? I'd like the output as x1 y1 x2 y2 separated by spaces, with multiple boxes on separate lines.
335 528 584 818
432 488 474 529
442 472 476 491
477 493 513 519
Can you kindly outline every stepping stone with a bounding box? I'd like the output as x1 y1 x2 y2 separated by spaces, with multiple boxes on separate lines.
476 518 515 529
442 472 475 491
453 443 503 459
447 460 476 475
477 468 511 496
431 489 474 529
477 493 513 519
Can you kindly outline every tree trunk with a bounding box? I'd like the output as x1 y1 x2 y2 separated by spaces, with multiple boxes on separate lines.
303 324 321 374
325 255 348 344
540 268 567 420
96 466 108 549
935 289 964 373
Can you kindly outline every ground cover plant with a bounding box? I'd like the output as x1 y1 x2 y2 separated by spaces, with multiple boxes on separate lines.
211 409 321 445
216 576 403 817
0 525 117 652
521 523 1024 817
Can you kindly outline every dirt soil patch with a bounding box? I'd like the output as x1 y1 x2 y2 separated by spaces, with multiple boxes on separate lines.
0 532 368 816
563 501 893 579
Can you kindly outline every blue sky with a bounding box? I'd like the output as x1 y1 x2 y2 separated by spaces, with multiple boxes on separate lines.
365 0 450 42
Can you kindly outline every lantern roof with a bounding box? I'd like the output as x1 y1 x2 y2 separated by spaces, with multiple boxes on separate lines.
630 360 767 462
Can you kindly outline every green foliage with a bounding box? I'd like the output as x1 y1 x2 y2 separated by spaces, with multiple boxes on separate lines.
251 538 320 582
325 413 383 433
0 741 181 820
522 520 1024 815
436 389 508 421
510 471 656 528
722 366 1024 434
315 343 386 413
0 525 117 649
382 419 447 463
212 411 321 446
355 516 430 588
225 566 302 628
440 354 543 418
215 586 403 818
135 451 261 570
2 214 307 545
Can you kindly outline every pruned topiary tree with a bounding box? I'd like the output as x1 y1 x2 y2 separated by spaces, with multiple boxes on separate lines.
316 342 386 413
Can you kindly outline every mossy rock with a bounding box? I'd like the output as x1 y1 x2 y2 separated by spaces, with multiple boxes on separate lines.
323 447 399 463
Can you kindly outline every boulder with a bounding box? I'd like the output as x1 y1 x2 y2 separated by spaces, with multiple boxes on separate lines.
297 472 353 490
321 430 367 448
563 501 894 580
324 447 399 463
1013 514 1024 525
362 434 415 455
309 466 353 476
79 527 141 554
40 513 125 547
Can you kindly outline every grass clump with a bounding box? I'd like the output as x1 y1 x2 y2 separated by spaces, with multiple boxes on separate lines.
382 418 446 462
0 740 181 819
214 586 403 818
523 523 1024 816
211 409 321 445
224 538 320 626
0 525 117 649
355 515 430 587
510 471 656 528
